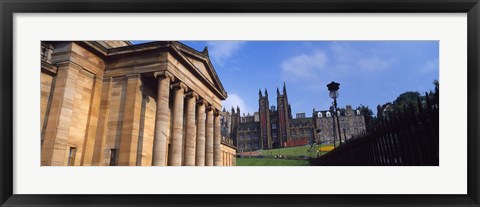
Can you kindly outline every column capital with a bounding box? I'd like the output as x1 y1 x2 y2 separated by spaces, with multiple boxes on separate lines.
206 104 215 111
154 70 175 82
214 109 222 116
185 91 199 100
197 99 208 106
171 82 188 92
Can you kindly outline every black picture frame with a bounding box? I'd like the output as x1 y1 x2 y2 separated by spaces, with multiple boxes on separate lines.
1 0 479 206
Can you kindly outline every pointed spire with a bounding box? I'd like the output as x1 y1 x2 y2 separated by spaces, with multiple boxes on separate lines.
202 46 209 56
237 105 240 113
264 88 268 97
283 81 287 94
277 87 280 96
259 89 262 98
222 107 226 112
231 106 235 113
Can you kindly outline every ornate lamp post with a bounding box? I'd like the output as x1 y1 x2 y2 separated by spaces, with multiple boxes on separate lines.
327 81 342 147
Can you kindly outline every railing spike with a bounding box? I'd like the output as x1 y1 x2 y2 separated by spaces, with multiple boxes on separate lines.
417 96 423 115
425 92 431 113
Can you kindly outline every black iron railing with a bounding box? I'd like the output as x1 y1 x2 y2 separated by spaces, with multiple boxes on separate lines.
311 92 439 166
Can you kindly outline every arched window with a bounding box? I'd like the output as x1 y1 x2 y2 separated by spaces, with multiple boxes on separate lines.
326 112 331 117
356 110 361 115
317 112 323 118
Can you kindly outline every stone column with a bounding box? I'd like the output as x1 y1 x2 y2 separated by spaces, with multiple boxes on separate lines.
226 152 229 166
152 71 175 166
41 62 80 166
205 107 214 166
195 100 207 166
214 111 222 166
92 77 113 166
224 151 227 166
227 152 230 166
80 75 103 166
222 151 225 166
169 82 187 166
184 92 198 166
118 74 143 166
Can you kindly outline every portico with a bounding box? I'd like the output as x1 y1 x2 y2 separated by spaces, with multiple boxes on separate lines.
41 41 234 166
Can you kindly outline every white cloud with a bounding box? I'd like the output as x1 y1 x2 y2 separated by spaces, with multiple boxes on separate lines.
280 43 395 84
329 42 361 63
357 56 394 72
222 93 254 114
280 50 328 82
329 42 394 72
278 42 399 107
420 58 439 74
206 41 245 66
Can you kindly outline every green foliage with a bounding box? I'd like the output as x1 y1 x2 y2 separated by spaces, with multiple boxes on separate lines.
431 79 439 106
378 79 439 118
356 104 374 128
392 91 422 112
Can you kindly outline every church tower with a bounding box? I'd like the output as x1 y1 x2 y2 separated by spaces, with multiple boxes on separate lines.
259 89 272 149
230 106 241 146
277 82 292 146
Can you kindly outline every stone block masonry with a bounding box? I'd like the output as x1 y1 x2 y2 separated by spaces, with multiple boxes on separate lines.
41 41 236 166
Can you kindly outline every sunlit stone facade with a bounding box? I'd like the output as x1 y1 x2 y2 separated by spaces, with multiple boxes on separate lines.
40 41 235 166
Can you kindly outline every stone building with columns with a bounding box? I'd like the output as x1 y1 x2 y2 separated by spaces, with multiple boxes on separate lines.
41 41 236 166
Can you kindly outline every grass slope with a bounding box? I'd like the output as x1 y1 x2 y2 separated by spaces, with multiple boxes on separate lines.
236 158 310 166
259 144 335 158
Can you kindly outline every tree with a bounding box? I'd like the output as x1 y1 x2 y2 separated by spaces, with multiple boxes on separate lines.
431 79 439 107
377 79 438 120
357 105 374 129
392 91 422 113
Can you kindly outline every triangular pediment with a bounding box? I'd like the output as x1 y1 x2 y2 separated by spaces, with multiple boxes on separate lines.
184 56 214 83
172 42 227 99
92 40 228 101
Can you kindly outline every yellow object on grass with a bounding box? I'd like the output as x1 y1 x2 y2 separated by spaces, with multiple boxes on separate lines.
318 145 335 152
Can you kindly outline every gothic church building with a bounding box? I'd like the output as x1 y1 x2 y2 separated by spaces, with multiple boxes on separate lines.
221 83 367 152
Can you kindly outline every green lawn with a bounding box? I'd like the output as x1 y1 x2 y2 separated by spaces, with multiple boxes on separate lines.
259 144 335 158
236 158 310 166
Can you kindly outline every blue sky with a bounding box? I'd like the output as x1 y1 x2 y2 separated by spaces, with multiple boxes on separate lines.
132 41 439 117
